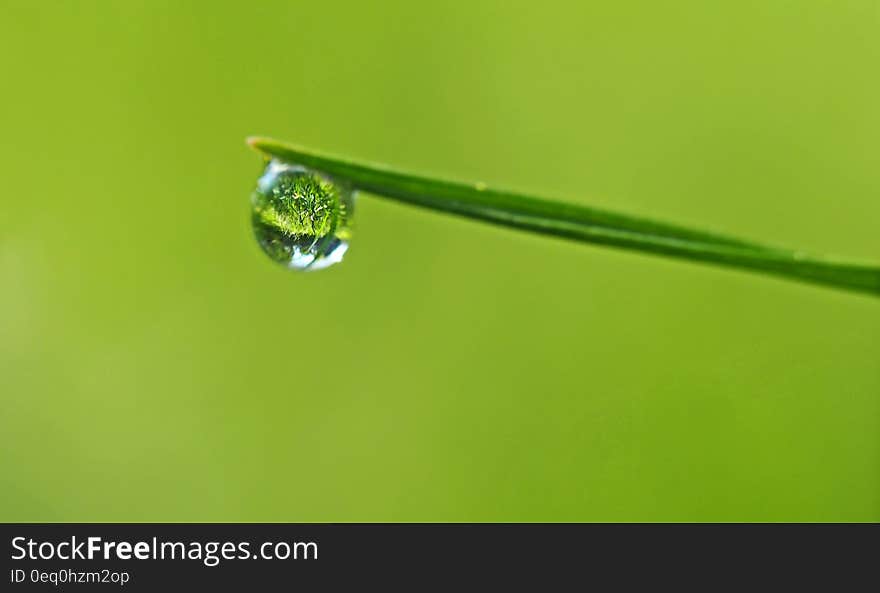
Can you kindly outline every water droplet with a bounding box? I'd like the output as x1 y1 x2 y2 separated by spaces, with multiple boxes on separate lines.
251 160 354 271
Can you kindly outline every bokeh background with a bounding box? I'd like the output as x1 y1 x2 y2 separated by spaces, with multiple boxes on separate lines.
1 1 878 521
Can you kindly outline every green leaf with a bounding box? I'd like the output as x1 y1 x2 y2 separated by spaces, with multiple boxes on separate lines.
248 137 879 297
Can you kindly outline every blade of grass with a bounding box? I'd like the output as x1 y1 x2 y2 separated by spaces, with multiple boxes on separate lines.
248 136 880 297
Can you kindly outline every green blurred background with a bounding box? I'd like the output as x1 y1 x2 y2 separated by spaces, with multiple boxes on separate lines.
1 1 878 521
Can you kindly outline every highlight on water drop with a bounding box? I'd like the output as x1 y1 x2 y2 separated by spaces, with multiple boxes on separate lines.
251 160 354 270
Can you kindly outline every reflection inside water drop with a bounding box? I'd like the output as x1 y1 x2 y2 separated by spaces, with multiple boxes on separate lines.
251 160 353 271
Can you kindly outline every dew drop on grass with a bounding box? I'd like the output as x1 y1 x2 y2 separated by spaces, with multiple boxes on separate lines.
251 160 354 271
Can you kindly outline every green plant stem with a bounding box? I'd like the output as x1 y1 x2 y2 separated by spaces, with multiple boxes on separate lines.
248 137 880 297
